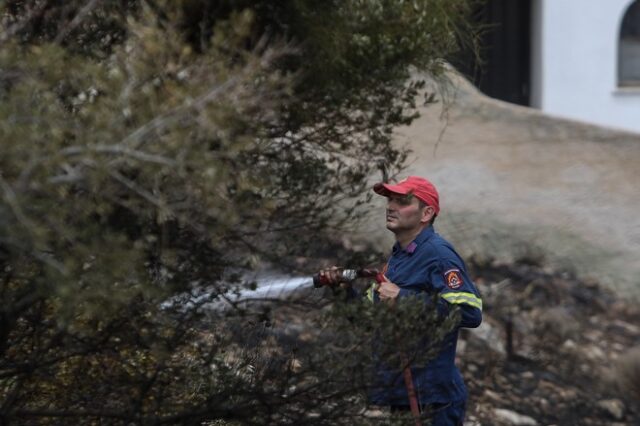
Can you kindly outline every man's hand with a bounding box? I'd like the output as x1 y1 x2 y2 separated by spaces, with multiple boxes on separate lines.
376 274 400 302
318 266 351 289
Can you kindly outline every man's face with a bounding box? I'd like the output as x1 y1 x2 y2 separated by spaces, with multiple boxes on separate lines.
385 194 431 233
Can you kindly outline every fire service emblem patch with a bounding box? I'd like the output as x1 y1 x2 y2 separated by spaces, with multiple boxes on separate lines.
444 269 463 289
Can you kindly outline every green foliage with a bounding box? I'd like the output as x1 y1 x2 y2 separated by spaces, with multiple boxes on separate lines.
0 0 476 423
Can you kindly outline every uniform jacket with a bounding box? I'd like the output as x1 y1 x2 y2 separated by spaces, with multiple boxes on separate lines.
368 225 482 406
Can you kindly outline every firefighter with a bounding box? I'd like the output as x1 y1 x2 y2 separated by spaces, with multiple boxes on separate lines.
320 176 482 426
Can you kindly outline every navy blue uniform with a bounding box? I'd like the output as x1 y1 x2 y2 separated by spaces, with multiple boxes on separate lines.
368 226 482 424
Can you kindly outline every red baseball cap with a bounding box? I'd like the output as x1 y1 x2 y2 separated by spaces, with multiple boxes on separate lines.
373 176 440 214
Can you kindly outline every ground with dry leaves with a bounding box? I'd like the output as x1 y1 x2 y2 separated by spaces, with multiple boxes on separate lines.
460 258 640 426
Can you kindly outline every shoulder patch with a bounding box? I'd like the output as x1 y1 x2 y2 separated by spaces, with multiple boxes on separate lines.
444 268 463 289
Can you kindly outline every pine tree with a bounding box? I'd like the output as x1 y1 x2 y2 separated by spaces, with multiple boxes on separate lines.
0 1 476 424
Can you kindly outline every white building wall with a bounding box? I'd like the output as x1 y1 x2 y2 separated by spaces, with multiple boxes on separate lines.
532 0 640 134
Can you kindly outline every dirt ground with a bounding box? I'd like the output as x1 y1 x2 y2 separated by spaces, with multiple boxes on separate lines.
355 71 640 299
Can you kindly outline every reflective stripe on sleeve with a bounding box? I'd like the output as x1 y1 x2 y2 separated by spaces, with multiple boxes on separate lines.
440 292 483 310
365 283 376 303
